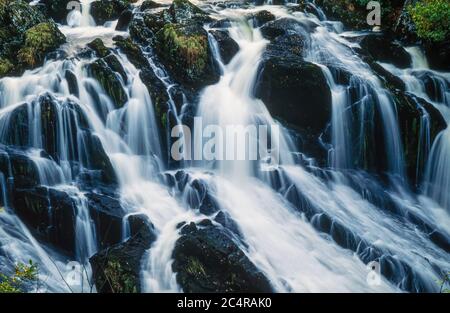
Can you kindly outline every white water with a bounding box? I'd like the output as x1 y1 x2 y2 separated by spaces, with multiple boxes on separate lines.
0 1 449 293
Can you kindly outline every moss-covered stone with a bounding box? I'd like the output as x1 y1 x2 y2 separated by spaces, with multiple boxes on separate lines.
155 23 219 88
87 58 128 109
90 0 131 25
0 57 13 76
17 22 65 68
40 0 80 23
87 38 110 58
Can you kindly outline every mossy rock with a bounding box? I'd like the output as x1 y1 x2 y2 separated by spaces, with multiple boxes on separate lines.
90 0 131 25
87 58 128 109
0 57 13 76
0 0 46 33
113 35 149 69
40 0 80 23
155 23 219 89
17 22 66 68
87 38 110 58
172 220 273 293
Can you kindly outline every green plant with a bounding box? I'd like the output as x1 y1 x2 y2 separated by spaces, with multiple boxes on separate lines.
408 0 450 42
0 260 39 293
437 271 450 293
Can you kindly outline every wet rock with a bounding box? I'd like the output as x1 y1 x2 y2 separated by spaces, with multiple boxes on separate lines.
86 191 125 249
358 33 412 69
246 10 275 27
0 149 40 189
0 103 30 147
255 45 331 137
90 215 156 293
172 221 273 292
209 29 239 64
12 187 77 255
140 0 164 11
87 38 110 58
209 18 232 29
166 0 211 25
424 39 450 72
260 17 316 41
40 0 80 23
65 69 80 97
115 8 133 31
113 35 149 69
17 22 66 69
314 0 370 30
155 22 220 89
393 90 447 186
90 0 131 25
0 0 46 34
87 58 128 108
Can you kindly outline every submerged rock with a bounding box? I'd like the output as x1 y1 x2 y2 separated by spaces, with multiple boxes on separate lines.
172 221 273 293
90 214 156 293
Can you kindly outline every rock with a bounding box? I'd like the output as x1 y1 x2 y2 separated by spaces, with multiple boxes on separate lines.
0 149 40 189
209 18 232 28
155 23 220 89
314 0 368 30
115 8 133 31
394 0 420 44
90 0 131 25
113 35 149 69
87 38 110 58
0 57 13 76
166 0 211 25
0 102 30 147
358 33 412 69
246 10 275 27
65 69 80 97
17 22 66 69
1 0 46 33
209 30 239 64
90 215 156 293
86 191 125 250
87 58 128 108
393 90 447 186
172 221 273 292
12 187 77 255
255 41 331 136
40 0 80 23
140 0 164 11
260 17 316 41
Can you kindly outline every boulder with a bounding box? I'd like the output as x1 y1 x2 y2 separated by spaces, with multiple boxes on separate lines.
90 0 131 25
209 30 239 64
90 215 156 293
12 187 77 255
113 35 149 69
424 39 450 72
87 38 110 58
166 0 211 25
87 58 128 108
0 149 40 189
172 221 273 292
255 43 331 136
40 0 80 23
17 22 66 69
246 10 275 27
358 33 412 69
140 0 164 11
115 8 133 31
155 22 220 89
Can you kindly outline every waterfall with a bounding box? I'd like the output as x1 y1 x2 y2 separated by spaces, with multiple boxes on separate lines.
0 0 449 293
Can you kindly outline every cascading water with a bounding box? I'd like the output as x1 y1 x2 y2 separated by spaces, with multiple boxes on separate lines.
0 0 449 293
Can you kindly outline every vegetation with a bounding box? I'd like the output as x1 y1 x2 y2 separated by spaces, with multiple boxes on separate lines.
408 0 450 42
0 260 39 293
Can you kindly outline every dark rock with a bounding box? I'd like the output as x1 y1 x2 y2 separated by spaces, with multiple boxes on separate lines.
140 0 164 11
209 29 239 64
87 58 128 108
166 0 211 25
247 10 275 27
86 191 125 249
314 0 370 30
255 47 331 136
0 149 40 189
393 91 447 186
40 0 80 23
115 8 133 31
12 186 77 255
1 0 46 33
87 38 110 58
209 18 232 28
172 221 273 292
260 17 316 41
90 0 131 25
358 33 412 69
65 69 80 97
90 215 156 293
113 35 149 69
424 39 450 72
155 22 220 89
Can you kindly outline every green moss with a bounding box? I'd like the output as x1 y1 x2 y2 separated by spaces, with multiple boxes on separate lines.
157 23 208 81
408 0 450 42
87 38 110 58
24 22 65 52
185 257 207 277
